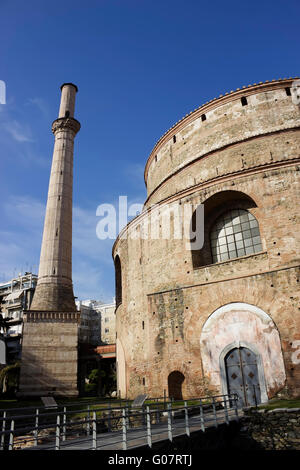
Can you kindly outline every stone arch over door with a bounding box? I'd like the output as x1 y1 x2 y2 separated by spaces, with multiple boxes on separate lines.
168 371 185 400
200 303 286 401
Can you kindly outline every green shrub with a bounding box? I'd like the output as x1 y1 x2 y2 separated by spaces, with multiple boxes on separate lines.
0 362 20 397
85 383 97 393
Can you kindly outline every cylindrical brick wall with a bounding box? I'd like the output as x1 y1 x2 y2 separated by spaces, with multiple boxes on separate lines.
113 78 300 401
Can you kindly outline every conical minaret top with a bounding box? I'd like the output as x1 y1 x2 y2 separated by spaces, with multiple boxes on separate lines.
30 83 80 312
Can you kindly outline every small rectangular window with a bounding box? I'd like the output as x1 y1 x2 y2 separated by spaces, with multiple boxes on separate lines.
285 87 291 96
241 96 248 106
142 378 145 385
173 135 176 143
201 114 206 121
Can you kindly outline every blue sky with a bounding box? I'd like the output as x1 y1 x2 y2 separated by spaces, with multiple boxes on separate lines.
0 0 299 301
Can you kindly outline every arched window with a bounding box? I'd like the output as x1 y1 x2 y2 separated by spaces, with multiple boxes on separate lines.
210 209 262 263
114 255 122 307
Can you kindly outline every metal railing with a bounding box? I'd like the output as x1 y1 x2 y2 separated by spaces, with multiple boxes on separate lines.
0 394 240 450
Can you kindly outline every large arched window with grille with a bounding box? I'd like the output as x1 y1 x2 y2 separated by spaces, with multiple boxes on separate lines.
210 209 262 263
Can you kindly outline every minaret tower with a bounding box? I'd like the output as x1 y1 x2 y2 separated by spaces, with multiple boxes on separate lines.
18 84 80 397
30 83 80 312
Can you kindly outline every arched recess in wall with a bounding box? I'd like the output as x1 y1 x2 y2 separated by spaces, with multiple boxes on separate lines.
168 371 185 400
199 303 286 401
114 255 122 307
190 190 263 268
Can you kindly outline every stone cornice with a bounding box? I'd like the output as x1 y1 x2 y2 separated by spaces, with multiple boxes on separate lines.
24 311 80 323
144 78 299 186
52 117 81 135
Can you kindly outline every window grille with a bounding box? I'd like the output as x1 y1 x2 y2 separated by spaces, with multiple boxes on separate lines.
210 209 262 263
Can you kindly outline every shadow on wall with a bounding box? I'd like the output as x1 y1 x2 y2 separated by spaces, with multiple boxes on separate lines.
18 349 78 398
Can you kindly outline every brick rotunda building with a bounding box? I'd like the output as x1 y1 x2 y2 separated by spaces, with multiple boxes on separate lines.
113 78 300 406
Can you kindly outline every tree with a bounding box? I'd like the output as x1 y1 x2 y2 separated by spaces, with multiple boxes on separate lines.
0 362 20 396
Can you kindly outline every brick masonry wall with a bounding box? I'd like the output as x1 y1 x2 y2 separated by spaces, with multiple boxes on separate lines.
145 82 300 199
18 313 79 396
114 80 300 400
